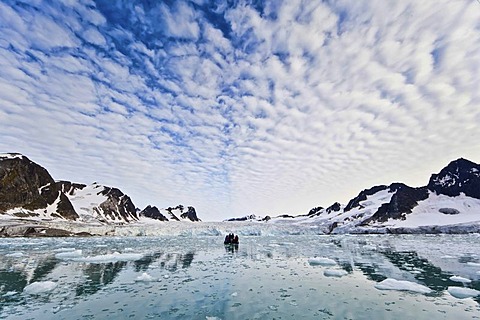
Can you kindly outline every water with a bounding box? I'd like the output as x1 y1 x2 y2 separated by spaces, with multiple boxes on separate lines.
0 234 479 319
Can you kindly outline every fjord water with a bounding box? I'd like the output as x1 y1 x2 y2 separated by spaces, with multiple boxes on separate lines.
1 235 479 319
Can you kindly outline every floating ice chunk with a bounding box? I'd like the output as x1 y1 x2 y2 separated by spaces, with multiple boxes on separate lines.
466 262 480 267
55 250 83 260
53 247 76 252
206 317 222 320
231 292 238 297
23 281 57 295
476 271 480 275
308 257 337 266
449 275 471 283
440 255 455 259
5 252 23 258
323 269 348 277
374 278 432 294
3 291 17 297
447 287 480 299
77 252 144 263
135 272 155 282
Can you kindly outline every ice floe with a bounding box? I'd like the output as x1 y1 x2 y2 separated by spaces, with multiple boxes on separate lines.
323 269 348 277
77 252 144 263
55 250 83 260
308 257 337 266
5 252 24 257
23 281 57 295
53 247 77 252
466 262 480 267
449 275 471 283
447 287 480 299
440 255 456 259
374 278 432 294
135 272 155 282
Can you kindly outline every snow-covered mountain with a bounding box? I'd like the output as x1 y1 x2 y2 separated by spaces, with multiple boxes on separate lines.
0 153 199 225
229 158 480 234
139 205 200 222
58 181 138 223
224 214 262 222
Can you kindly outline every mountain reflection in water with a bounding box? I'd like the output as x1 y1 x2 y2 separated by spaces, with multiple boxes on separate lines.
0 235 478 319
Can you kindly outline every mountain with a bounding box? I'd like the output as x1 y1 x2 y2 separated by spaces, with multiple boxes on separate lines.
139 205 201 222
228 158 480 234
0 153 78 220
58 181 138 223
0 153 200 227
427 158 480 198
224 214 261 222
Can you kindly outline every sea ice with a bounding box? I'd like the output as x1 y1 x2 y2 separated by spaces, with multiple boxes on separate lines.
23 281 57 295
449 275 471 283
447 287 480 299
308 257 337 266
135 272 155 282
440 255 456 259
323 269 348 277
374 278 432 294
5 252 23 257
3 291 17 297
466 262 480 267
53 247 76 252
70 252 143 263
55 250 83 260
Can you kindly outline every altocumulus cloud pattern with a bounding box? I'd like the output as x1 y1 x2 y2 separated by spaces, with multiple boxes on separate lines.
0 0 479 220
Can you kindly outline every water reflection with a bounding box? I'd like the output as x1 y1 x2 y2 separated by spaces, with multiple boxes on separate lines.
0 236 479 319
381 250 458 294
181 252 195 268
0 270 27 304
31 257 58 283
76 262 126 297
224 244 238 254
354 263 387 282
159 252 196 271
0 245 197 310
134 251 164 272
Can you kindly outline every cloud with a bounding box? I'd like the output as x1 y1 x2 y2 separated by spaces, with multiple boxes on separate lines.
0 0 479 220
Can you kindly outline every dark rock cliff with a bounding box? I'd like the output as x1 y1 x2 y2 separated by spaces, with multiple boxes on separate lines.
0 154 78 220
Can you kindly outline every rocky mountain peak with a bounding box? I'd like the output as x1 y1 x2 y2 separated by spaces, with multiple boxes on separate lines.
140 205 168 221
428 158 480 199
344 185 389 212
0 154 78 220
180 206 201 222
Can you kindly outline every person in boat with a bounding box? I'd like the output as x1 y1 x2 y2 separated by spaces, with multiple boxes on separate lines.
224 233 239 244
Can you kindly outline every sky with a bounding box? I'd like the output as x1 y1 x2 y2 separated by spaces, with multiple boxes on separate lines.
0 0 479 221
